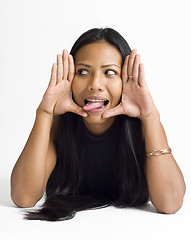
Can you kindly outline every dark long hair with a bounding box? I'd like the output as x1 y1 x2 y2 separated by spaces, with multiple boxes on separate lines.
24 28 149 221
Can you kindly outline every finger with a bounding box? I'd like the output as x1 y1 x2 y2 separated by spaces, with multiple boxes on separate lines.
102 104 123 118
49 63 57 87
132 54 140 83
57 54 63 83
70 104 88 117
138 63 147 87
62 49 69 80
122 55 130 83
68 54 75 82
128 49 137 79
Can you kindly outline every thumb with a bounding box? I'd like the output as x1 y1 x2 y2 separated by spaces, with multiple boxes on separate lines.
102 104 124 118
70 103 88 117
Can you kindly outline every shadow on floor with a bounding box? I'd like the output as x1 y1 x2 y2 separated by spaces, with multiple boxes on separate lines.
135 202 156 213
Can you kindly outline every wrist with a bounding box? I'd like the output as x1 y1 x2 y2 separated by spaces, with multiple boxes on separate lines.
36 106 54 119
140 107 160 124
140 108 161 138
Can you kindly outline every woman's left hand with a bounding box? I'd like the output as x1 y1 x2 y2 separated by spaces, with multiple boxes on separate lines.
102 49 157 121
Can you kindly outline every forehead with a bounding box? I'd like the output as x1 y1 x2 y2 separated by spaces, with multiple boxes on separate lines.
74 41 122 66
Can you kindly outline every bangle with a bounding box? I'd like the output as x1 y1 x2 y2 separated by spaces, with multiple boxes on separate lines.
146 148 171 158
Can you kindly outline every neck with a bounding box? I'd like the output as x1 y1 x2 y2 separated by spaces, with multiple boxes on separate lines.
83 117 116 137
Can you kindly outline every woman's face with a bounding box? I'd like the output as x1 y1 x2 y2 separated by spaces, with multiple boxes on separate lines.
72 41 122 125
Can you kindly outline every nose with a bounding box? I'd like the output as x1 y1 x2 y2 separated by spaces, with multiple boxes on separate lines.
88 72 105 92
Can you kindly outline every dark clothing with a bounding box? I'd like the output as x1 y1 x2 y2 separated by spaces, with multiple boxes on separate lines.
78 118 120 200
49 113 149 206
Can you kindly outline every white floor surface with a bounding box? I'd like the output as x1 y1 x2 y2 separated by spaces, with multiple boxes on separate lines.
0 177 190 240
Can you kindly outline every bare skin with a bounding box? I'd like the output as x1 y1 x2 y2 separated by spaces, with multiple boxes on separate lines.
73 43 186 213
11 43 186 213
11 50 87 207
102 48 186 213
72 41 123 136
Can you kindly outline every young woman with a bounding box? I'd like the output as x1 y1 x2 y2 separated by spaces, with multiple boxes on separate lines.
11 28 186 221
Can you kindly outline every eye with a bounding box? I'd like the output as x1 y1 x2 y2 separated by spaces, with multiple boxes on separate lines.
105 69 116 75
77 69 89 75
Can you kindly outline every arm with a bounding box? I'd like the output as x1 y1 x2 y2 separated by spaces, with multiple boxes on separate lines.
11 110 56 207
102 49 186 213
11 50 87 208
142 107 186 213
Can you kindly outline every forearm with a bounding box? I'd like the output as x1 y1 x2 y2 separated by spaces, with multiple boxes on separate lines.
142 108 186 213
11 108 54 207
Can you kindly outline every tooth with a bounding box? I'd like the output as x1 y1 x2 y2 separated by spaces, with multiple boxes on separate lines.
87 99 106 102
87 99 104 102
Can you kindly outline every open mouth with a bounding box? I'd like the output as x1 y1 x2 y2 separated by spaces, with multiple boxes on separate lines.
83 98 109 112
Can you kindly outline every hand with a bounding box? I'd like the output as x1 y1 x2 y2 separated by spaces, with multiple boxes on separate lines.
38 49 88 117
102 49 156 121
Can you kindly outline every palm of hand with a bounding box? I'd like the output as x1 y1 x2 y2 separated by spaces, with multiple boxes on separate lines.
120 80 154 118
40 50 87 117
44 80 73 115
102 49 155 120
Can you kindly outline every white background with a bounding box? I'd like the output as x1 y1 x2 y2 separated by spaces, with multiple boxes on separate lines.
0 0 190 239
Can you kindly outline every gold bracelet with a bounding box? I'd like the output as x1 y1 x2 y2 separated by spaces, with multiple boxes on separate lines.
146 148 171 158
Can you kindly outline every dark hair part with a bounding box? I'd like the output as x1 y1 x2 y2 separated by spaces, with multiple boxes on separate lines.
70 28 131 64
24 28 149 221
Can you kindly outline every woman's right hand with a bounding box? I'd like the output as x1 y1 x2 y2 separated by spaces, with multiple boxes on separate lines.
38 49 88 117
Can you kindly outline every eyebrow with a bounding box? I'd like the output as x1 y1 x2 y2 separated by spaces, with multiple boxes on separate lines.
76 63 120 69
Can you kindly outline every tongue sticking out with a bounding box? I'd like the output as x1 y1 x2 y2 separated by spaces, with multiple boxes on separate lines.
83 101 105 111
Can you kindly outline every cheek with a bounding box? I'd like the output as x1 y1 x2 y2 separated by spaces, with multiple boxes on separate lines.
72 77 86 103
110 81 122 103
71 77 79 101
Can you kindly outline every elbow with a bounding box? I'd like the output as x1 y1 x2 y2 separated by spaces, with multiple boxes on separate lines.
155 194 184 214
11 190 38 208
151 188 185 214
157 201 183 214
